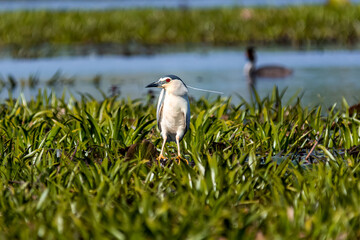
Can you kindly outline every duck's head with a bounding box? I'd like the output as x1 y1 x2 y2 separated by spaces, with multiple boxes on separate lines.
246 46 256 62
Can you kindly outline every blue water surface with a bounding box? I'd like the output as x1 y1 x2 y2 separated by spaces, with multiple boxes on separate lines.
1 48 360 108
0 0 359 11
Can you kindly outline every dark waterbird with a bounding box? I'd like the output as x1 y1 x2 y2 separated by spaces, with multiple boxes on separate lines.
244 46 293 78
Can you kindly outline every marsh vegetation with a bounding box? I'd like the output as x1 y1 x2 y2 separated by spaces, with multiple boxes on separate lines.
0 89 359 239
1 6 360 58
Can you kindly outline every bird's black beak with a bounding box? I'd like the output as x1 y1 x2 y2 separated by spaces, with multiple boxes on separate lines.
146 81 160 88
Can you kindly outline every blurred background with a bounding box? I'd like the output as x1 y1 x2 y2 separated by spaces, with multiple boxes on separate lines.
0 0 359 107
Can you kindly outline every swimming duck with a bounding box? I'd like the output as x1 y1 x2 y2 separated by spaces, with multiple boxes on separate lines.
244 47 293 78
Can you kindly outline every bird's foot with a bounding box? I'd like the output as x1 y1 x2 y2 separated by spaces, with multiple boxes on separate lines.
175 155 189 165
156 154 167 166
157 154 167 163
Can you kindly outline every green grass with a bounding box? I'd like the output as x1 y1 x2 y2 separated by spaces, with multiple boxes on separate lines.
1 5 360 52
0 88 359 239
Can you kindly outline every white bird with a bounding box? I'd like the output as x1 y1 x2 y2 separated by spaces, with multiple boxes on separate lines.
146 75 190 164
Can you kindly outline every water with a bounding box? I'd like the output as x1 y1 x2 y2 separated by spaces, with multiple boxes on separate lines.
1 48 360 108
0 0 359 11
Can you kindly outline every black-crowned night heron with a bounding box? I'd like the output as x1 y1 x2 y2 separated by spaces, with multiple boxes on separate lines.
244 46 293 78
146 75 190 164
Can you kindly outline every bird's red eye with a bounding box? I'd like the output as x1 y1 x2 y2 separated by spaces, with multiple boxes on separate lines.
165 78 171 83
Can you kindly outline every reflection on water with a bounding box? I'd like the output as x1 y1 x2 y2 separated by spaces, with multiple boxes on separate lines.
0 48 360 108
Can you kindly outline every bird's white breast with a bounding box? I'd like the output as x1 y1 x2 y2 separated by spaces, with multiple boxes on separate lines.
244 62 255 77
160 92 189 140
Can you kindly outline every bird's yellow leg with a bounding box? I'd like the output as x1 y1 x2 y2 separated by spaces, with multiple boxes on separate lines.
158 154 167 161
175 136 188 165
175 155 188 165
157 136 167 161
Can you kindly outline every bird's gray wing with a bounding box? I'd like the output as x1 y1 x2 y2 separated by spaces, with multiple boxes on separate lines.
184 97 191 135
156 89 165 131
255 65 293 78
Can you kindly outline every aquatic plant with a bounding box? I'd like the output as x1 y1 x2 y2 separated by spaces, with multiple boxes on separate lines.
0 5 360 58
0 87 359 239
